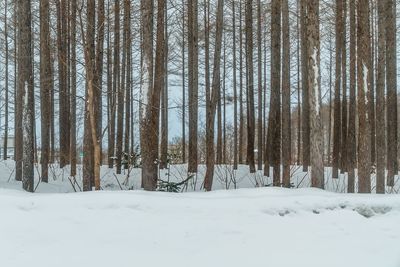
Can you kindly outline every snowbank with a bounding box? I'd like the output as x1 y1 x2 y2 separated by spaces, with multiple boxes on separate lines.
0 188 399 267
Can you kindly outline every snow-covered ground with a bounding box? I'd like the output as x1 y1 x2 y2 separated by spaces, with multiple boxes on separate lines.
1 160 400 267
0 160 398 193
1 187 400 267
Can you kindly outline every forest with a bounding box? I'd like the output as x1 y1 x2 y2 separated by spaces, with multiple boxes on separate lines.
1 1 400 267
0 0 399 194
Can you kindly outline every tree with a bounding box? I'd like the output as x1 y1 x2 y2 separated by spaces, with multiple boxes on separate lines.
333 0 343 178
238 0 245 165
282 0 291 187
40 0 52 183
160 0 169 169
347 0 356 193
386 0 397 186
18 0 34 192
124 0 132 170
79 3 101 192
340 0 348 173
3 0 9 161
268 0 281 184
232 0 238 170
116 0 125 174
376 0 386 193
182 0 186 163
70 0 77 177
246 0 256 174
83 0 96 190
300 0 310 171
307 0 324 189
188 0 198 173
204 0 224 191
256 0 263 171
357 0 371 193
57 0 70 168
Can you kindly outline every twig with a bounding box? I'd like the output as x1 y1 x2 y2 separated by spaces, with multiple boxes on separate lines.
113 173 123 190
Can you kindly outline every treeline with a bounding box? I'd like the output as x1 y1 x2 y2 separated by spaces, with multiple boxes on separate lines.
2 0 398 193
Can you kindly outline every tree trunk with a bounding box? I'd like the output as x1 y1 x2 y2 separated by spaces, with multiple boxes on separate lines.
188 0 198 173
204 0 224 191
300 0 310 171
83 0 96 190
376 0 386 193
282 0 291 187
238 0 245 165
357 0 372 193
116 0 124 174
124 0 132 170
347 0 357 192
3 1 9 161
140 0 157 190
58 0 70 168
232 0 238 170
160 0 169 169
256 0 263 171
340 0 348 173
269 0 281 184
333 0 343 178
70 0 77 177
18 0 34 192
246 0 256 174
14 0 22 182
182 0 186 163
386 0 397 186
40 0 52 183
307 0 324 189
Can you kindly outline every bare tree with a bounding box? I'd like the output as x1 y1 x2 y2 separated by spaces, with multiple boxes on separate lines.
307 0 324 188
347 0 356 192
246 0 256 173
386 0 397 186
188 0 198 173
282 0 291 187
357 0 371 193
40 0 52 183
376 0 386 193
204 0 224 191
18 0 34 192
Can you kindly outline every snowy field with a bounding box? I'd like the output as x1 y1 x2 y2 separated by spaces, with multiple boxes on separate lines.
1 188 400 267
0 160 400 267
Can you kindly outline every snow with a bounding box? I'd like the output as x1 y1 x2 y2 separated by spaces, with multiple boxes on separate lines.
311 47 320 113
140 58 151 119
363 62 369 120
0 187 400 267
0 160 400 267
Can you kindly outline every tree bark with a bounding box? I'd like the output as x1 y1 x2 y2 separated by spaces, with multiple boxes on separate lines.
3 1 9 161
256 0 263 171
300 0 309 172
40 0 52 183
307 0 324 189
246 0 256 174
140 0 158 190
18 0 34 192
333 0 343 178
70 0 77 177
282 0 291 187
204 0 224 191
376 0 386 193
347 0 356 193
232 0 238 170
386 0 397 186
188 0 198 173
357 0 372 193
